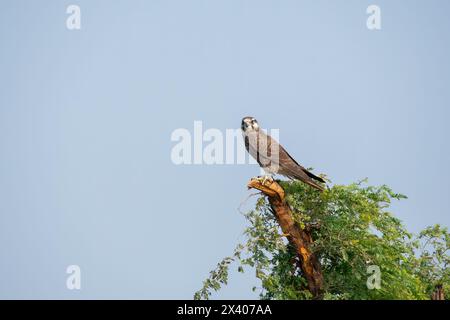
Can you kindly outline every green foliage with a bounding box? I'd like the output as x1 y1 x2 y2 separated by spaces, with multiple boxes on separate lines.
414 225 450 297
194 180 449 300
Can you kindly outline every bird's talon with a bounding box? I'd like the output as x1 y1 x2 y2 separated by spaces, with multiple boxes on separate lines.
261 175 274 186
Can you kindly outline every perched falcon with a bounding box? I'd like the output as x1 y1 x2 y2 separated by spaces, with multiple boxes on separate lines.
241 116 325 191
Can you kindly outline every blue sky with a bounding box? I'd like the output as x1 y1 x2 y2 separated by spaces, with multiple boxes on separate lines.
0 0 449 298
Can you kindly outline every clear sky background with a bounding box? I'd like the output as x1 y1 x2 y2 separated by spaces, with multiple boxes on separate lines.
0 0 449 299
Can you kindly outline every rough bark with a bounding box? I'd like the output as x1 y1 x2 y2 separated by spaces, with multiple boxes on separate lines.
431 284 445 300
248 178 324 299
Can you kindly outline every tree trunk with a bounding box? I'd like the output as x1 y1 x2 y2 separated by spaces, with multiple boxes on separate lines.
248 178 324 299
431 284 445 300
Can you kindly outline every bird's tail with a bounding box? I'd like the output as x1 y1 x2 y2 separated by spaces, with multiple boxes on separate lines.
303 169 326 184
302 177 325 192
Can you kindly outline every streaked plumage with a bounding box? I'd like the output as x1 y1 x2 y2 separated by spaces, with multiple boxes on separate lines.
241 116 325 191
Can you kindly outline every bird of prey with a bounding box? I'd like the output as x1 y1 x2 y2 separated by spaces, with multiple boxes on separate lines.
241 116 325 191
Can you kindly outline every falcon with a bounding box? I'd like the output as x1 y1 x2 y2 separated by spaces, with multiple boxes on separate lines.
241 116 325 191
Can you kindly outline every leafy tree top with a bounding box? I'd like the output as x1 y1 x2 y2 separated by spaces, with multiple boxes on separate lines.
195 179 449 300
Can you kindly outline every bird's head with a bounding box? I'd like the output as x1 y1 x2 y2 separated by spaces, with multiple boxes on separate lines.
241 116 260 133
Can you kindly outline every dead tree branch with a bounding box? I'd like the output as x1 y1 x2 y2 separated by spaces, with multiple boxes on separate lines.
248 178 324 299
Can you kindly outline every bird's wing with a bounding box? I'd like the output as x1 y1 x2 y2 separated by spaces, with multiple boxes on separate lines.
254 131 325 189
278 144 326 184
247 131 325 189
250 130 276 168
